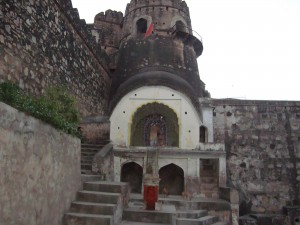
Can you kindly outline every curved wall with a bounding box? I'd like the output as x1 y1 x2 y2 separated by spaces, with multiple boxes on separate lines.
110 86 202 149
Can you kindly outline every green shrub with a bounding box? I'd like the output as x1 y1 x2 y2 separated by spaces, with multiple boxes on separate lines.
0 82 81 138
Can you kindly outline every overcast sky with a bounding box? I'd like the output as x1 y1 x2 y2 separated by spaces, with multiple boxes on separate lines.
72 0 300 101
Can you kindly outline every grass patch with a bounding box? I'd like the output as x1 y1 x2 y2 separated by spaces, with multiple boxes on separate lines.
0 82 81 137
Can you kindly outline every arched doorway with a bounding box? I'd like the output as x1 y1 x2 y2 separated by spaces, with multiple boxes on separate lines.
121 162 143 193
159 164 184 195
136 18 147 35
130 103 179 147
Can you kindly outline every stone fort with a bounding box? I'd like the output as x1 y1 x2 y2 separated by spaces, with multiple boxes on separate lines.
0 0 299 225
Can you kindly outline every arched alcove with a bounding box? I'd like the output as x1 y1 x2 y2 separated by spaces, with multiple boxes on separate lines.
159 163 184 195
136 18 147 34
175 20 186 32
121 162 143 193
130 102 179 147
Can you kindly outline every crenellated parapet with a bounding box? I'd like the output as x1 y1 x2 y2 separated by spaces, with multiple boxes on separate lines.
125 0 190 16
94 10 124 25
55 0 107 66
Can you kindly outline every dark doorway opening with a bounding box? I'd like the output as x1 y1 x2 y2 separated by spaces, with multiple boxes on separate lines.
136 18 147 34
121 162 143 193
200 126 208 143
159 163 184 195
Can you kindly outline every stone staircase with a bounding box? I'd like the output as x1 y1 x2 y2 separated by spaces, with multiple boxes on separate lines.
121 207 228 225
81 143 107 175
63 181 130 225
120 193 230 225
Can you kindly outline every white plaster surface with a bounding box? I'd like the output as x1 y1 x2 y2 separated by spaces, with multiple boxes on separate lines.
110 86 202 149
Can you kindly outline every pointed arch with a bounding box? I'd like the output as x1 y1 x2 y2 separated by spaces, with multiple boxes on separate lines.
121 162 143 193
159 163 184 195
130 102 179 147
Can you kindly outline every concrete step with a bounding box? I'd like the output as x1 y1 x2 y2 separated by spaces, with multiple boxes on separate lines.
122 208 173 224
70 201 116 215
176 209 208 219
81 163 92 170
83 181 128 193
77 190 121 204
176 215 218 225
64 212 112 225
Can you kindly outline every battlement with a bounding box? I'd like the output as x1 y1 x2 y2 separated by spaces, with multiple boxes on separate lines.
55 0 106 63
125 0 189 16
94 10 124 25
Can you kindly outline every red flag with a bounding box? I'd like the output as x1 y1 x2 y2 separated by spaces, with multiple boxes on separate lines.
144 23 154 38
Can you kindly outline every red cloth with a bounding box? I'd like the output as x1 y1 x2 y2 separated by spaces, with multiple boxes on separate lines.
144 23 154 38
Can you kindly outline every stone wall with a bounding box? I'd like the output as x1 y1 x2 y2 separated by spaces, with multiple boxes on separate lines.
0 102 81 225
213 99 300 214
0 0 111 117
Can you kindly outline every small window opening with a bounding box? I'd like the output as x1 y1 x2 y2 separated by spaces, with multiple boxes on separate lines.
175 20 186 32
200 126 208 143
136 18 147 34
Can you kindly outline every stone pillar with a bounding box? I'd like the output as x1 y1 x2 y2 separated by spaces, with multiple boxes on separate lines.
219 156 227 187
114 156 121 182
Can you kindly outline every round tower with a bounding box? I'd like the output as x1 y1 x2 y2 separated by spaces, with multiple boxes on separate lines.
110 0 206 112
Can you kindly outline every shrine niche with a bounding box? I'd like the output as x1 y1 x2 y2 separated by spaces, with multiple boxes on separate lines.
121 162 143 193
159 163 184 195
130 103 179 147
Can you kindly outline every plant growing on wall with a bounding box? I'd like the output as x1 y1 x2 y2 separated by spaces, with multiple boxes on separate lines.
0 82 81 137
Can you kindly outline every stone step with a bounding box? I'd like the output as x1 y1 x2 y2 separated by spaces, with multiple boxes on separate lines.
201 177 218 183
122 208 173 224
176 215 218 225
176 209 208 219
81 159 93 164
83 181 128 194
81 163 92 170
70 201 116 215
77 190 121 204
64 212 112 225
81 169 92 175
211 222 228 225
198 191 219 198
81 143 106 147
81 151 97 156
81 155 94 161
81 174 103 183
81 149 99 154
200 183 218 190
120 221 171 225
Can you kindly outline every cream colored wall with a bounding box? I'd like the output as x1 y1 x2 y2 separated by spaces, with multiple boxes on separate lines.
110 86 202 149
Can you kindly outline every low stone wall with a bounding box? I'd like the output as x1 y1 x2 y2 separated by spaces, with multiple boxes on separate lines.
0 102 81 225
213 99 300 214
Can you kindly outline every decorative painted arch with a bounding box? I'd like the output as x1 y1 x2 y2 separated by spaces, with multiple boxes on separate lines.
130 102 179 147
